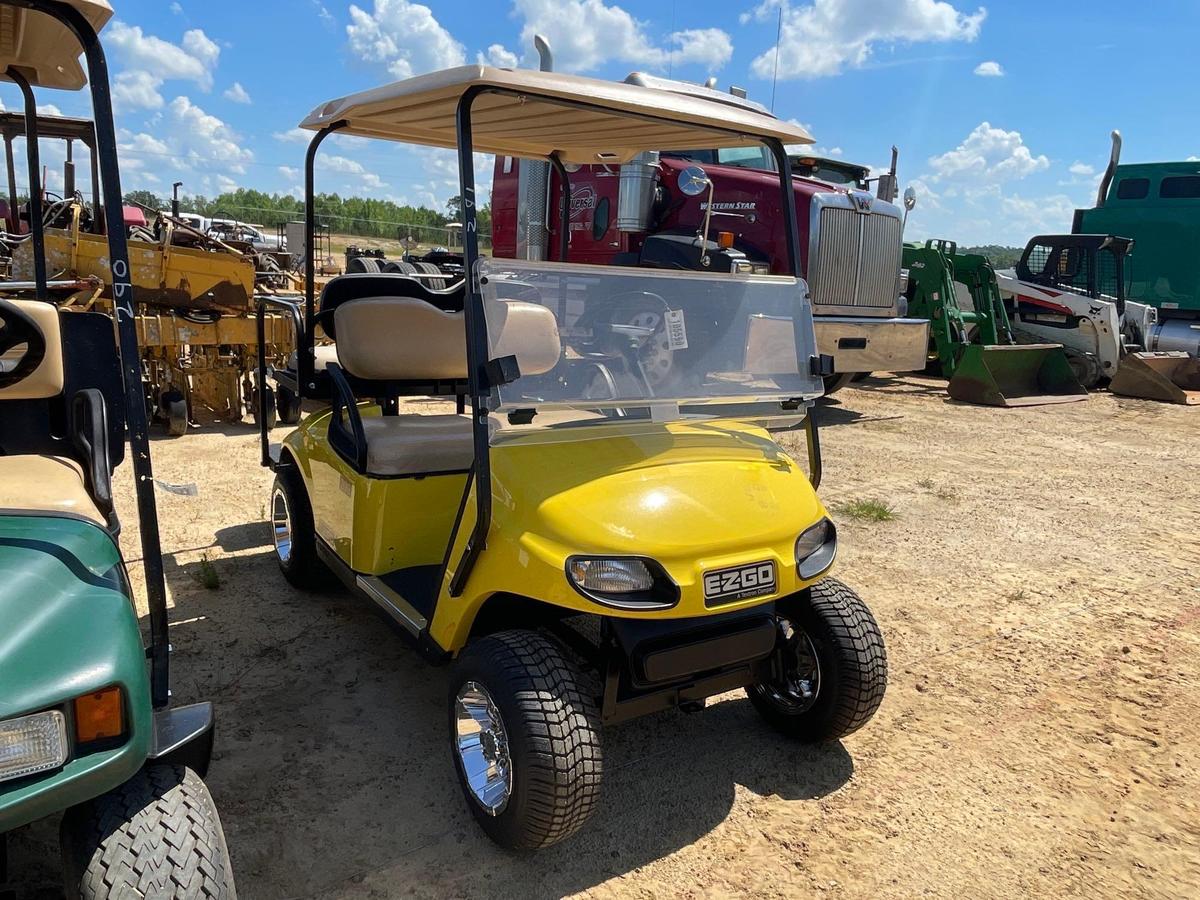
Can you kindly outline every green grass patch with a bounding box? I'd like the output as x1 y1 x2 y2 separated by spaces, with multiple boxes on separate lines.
194 553 221 590
835 498 896 523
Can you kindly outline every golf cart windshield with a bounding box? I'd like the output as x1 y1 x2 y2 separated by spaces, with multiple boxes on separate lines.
481 258 821 426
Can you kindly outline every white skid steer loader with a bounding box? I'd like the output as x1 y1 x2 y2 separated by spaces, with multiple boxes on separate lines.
995 234 1158 388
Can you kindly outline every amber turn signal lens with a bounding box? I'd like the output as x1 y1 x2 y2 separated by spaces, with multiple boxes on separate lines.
74 687 123 743
717 231 735 249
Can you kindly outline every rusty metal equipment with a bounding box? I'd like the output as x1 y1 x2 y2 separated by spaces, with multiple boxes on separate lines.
0 111 297 435
1108 351 1200 404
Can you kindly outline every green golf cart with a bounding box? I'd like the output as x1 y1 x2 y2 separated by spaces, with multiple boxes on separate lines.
0 2 234 896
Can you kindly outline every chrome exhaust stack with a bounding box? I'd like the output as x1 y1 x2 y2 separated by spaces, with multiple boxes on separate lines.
515 34 555 260
1095 130 1122 208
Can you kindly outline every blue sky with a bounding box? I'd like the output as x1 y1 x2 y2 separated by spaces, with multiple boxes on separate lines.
2 0 1197 245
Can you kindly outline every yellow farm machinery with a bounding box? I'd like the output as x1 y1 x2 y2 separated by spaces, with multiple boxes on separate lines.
0 111 301 434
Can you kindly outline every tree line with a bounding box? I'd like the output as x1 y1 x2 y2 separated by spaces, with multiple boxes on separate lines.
123 188 492 243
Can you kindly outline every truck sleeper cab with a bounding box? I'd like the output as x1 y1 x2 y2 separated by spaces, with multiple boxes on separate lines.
262 64 888 851
489 71 928 392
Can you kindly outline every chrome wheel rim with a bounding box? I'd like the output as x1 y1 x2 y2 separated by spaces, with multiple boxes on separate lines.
760 617 821 714
271 487 292 564
454 681 512 815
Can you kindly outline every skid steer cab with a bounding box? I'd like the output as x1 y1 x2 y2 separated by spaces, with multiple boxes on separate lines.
256 64 887 850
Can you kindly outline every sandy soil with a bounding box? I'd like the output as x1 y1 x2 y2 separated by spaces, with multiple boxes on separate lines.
8 376 1199 899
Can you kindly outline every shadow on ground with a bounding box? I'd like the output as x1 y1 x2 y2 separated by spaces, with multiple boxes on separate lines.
7 519 854 899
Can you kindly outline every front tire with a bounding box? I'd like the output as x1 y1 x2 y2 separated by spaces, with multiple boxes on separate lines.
749 578 887 741
449 630 603 850
61 765 236 899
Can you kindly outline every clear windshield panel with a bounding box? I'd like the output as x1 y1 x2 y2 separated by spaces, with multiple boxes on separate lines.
479 257 822 422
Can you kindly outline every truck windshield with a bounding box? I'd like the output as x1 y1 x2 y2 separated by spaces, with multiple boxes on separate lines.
480 258 822 428
662 146 778 171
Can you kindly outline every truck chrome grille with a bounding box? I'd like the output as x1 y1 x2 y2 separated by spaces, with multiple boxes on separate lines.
809 204 902 310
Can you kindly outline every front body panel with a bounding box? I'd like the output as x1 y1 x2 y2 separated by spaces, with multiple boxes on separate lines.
432 419 827 652
0 514 153 832
286 415 830 655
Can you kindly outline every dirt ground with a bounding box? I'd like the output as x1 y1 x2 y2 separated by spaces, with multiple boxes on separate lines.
8 376 1200 899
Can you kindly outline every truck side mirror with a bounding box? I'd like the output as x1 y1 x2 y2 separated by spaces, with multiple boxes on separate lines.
903 187 917 211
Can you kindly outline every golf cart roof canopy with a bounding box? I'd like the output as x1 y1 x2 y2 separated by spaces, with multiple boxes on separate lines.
0 0 112 90
300 65 814 163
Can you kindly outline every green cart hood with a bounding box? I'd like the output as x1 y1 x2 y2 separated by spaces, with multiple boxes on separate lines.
0 514 153 832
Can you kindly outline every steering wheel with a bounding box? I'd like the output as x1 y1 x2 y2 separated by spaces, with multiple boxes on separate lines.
0 299 47 390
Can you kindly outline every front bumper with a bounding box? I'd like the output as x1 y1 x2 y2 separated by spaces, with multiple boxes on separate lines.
815 315 930 374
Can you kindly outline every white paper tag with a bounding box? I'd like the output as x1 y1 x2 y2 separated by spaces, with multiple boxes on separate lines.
665 309 688 350
153 479 198 497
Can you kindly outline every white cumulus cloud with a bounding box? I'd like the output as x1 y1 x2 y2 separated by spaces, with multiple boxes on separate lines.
113 70 165 110
511 0 733 73
973 60 1003 77
346 0 466 79
107 21 220 90
223 82 252 104
927 122 1049 183
746 0 985 79
1068 161 1095 177
478 43 519 68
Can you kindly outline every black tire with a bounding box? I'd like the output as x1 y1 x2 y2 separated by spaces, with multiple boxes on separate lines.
270 465 333 589
61 764 236 899
276 384 302 425
252 385 277 430
449 630 603 850
748 578 887 742
822 372 856 395
165 398 188 437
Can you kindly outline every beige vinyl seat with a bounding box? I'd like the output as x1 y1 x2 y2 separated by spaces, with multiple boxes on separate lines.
0 454 106 525
0 299 106 525
333 296 561 476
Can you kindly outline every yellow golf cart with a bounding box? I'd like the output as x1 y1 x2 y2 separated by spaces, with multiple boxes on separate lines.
256 66 887 849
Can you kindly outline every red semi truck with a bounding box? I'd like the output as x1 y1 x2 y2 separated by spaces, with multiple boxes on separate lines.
491 73 928 393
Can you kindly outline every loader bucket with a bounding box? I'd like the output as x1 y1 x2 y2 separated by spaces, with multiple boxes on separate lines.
947 343 1089 407
1109 352 1200 404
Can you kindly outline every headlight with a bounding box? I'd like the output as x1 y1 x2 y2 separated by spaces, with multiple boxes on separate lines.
795 518 837 579
0 710 68 784
566 557 679 610
733 260 772 275
568 558 652 593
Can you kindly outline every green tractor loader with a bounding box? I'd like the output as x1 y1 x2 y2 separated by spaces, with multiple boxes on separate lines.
902 240 1087 407
0 2 234 897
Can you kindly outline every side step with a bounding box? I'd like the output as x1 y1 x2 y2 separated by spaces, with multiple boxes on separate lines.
356 574 428 636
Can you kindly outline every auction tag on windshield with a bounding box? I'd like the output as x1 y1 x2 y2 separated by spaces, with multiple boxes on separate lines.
665 309 688 350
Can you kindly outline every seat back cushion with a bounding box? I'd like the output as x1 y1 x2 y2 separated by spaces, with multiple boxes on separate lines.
333 298 560 381
0 298 64 401
318 273 464 341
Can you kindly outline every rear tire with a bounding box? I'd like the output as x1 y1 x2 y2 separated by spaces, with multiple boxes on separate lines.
271 465 332 590
276 384 302 425
449 630 603 849
252 385 277 429
165 397 188 437
748 578 887 741
60 764 236 899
